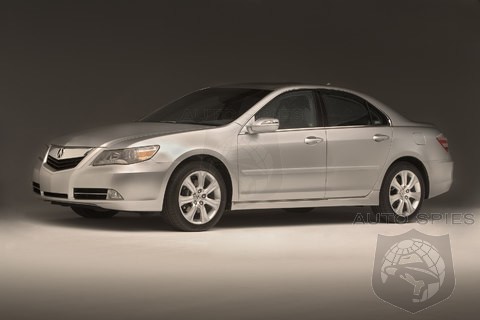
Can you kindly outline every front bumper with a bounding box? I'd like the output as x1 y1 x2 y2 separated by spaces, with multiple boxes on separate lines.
33 149 171 211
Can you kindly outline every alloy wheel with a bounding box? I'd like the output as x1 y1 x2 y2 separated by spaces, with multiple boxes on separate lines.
178 170 221 224
389 170 422 217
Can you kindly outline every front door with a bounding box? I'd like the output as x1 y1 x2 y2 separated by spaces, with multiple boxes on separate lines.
237 90 327 201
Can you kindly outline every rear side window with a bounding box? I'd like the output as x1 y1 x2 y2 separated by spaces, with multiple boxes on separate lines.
322 94 370 126
320 91 389 127
367 102 389 126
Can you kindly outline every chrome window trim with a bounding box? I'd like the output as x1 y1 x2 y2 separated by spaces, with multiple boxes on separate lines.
239 121 391 135
325 124 391 130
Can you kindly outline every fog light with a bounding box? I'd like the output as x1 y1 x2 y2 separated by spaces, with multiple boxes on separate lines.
106 189 124 200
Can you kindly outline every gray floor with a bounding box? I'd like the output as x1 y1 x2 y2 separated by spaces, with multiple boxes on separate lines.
1 201 478 319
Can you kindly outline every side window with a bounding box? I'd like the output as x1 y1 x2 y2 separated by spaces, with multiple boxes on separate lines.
255 91 319 129
322 93 371 126
367 102 389 126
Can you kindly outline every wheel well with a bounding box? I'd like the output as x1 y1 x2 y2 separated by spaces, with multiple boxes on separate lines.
388 156 430 199
169 155 233 210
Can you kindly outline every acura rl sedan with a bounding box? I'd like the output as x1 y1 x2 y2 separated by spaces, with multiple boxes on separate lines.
32 83 453 231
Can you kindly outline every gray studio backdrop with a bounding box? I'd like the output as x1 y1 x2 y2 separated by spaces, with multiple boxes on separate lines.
1 0 479 210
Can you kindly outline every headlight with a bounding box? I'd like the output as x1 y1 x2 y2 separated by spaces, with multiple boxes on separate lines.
92 145 159 166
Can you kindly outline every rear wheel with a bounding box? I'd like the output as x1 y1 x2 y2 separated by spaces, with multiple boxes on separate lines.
71 206 118 219
163 161 227 231
372 162 425 223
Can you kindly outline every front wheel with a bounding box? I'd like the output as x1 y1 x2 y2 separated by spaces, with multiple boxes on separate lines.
163 161 227 231
71 206 118 219
372 162 425 223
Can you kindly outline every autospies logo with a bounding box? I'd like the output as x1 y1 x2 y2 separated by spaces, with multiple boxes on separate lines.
372 229 455 313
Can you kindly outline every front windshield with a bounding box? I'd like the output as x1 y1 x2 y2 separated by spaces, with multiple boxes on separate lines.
141 88 271 126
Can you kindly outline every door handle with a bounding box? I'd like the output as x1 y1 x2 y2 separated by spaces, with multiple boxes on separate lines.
373 134 390 142
304 136 324 145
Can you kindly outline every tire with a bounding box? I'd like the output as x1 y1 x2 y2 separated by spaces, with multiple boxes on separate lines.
283 207 315 213
372 162 425 223
71 206 118 219
163 161 227 231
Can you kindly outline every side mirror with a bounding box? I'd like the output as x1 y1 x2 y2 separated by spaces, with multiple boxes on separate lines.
247 118 279 134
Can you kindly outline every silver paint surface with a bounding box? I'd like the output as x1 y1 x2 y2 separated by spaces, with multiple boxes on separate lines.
33 85 453 212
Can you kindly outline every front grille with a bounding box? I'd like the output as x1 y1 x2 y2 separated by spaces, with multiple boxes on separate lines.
47 155 84 171
74 188 108 200
44 192 68 199
32 182 40 194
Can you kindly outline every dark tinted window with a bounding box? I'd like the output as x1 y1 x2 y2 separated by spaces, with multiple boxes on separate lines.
142 88 270 126
256 91 319 129
322 93 370 126
368 102 389 126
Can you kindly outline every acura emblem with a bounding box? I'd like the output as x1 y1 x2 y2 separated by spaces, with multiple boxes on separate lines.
57 148 64 159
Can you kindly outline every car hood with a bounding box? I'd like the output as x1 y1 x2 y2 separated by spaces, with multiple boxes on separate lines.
50 122 212 148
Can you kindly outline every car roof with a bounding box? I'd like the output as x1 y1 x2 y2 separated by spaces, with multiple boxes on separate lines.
213 82 383 97
213 82 328 91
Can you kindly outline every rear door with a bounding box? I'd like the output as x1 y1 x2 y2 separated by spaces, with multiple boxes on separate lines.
318 90 392 198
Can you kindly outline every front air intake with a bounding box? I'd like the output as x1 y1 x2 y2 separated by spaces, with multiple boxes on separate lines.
43 192 68 199
74 188 108 200
32 182 40 194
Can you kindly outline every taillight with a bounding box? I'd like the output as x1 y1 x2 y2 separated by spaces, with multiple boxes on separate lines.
436 134 449 152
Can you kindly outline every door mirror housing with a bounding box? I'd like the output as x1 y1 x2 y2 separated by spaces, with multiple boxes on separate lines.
247 118 279 134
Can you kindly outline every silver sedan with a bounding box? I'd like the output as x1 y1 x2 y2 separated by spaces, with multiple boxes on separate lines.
32 84 453 231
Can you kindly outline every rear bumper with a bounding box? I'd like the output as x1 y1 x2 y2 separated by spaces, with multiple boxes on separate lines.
427 159 454 198
33 155 171 211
